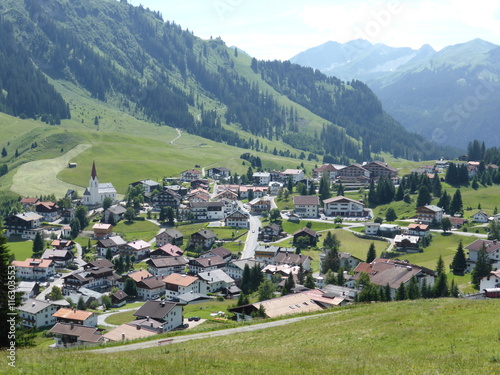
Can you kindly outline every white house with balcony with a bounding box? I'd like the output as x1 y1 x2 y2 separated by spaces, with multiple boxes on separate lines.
323 196 366 217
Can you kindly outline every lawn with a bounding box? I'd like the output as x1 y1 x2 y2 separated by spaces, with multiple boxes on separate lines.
279 220 338 235
104 310 138 326
113 220 159 242
7 239 34 261
183 298 238 320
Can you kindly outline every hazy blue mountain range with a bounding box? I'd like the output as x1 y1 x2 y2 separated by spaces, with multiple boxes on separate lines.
291 39 500 149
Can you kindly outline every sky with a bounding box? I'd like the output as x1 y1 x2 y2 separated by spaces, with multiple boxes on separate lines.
128 0 500 60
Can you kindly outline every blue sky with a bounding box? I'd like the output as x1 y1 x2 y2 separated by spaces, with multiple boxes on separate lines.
129 0 500 60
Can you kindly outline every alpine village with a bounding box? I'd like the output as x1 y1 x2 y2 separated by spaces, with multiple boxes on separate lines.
0 1 499 374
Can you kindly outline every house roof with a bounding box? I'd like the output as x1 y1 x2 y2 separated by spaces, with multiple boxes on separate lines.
148 257 188 269
465 239 500 253
19 299 53 314
35 201 59 211
13 212 43 222
52 308 93 322
190 255 226 268
42 248 72 260
50 323 102 343
198 269 234 284
107 205 127 215
203 247 232 259
20 197 39 204
126 269 153 282
86 259 114 269
163 273 199 287
190 201 224 209
228 258 262 271
192 229 217 239
11 258 53 269
126 240 151 251
417 205 443 213
103 322 158 342
274 251 311 265
133 300 180 320
137 276 166 289
283 169 303 175
111 290 128 301
293 227 317 237
407 223 429 231
158 228 183 239
152 243 184 257
323 195 364 205
293 195 320 205
93 223 112 231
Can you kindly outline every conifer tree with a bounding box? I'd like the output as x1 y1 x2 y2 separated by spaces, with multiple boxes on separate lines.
449 189 463 215
32 231 45 258
366 242 376 263
450 241 467 275
395 282 406 301
471 243 492 289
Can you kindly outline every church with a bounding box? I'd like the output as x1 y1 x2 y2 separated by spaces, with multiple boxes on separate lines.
82 162 117 206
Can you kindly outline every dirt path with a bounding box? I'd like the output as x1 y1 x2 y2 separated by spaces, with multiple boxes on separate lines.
11 144 91 197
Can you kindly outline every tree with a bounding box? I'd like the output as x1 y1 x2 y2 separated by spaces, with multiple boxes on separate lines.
69 218 81 239
101 295 112 309
269 208 281 222
367 180 377 207
240 264 251 295
1 147 6 157
440 217 452 233
336 182 344 196
102 197 113 211
318 173 331 201
385 207 397 223
432 173 442 197
287 176 294 192
395 184 404 201
321 246 340 274
281 273 295 296
297 264 305 284
49 286 64 301
304 274 316 289
435 255 445 276
366 242 376 263
405 277 420 300
437 191 450 213
336 267 345 286
257 279 275 301
324 269 336 285
433 255 449 297
32 231 45 258
449 189 463 216
124 207 136 222
77 296 87 310
395 282 406 301
237 293 249 307
416 186 432 207
105 248 112 261
123 278 138 297
471 243 492 289
75 205 89 229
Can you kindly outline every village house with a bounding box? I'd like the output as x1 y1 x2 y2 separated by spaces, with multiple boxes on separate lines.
224 258 263 280
82 162 117 206
394 234 421 252
480 269 500 291
249 198 272 215
253 172 271 186
163 273 200 300
293 227 320 247
213 189 238 201
146 256 188 277
197 269 235 294
225 208 250 228
35 201 60 222
201 247 233 263
364 222 380 235
103 205 127 224
103 320 159 342
4 212 43 239
49 323 104 348
180 169 202 182
151 188 182 210
254 244 281 265
190 201 225 221
42 248 74 267
312 164 339 180
259 223 283 242
378 224 401 238
363 161 398 180
292 195 320 218
155 228 184 247
268 181 283 196
472 210 489 223
323 196 366 217
136 276 166 300
465 239 500 271
133 300 184 332
20 197 39 210
319 251 362 273
282 169 304 184
110 290 128 308
190 179 210 190
261 264 299 282
189 229 217 250
11 258 55 281
92 223 113 240
165 184 188 197
96 235 127 257
206 167 231 179
62 266 119 293
120 240 151 260
407 223 431 237
50 239 75 251
336 163 370 184
60 209 75 224
16 281 41 302
239 185 268 199
188 255 226 275
416 205 444 224
18 299 60 328
150 243 184 258
53 308 97 327
273 249 312 271
129 179 160 194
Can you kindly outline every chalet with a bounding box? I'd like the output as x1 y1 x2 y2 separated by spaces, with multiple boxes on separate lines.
206 167 231 179
110 290 128 308
11 258 54 281
60 208 75 224
261 264 299 280
133 300 184 332
146 256 188 277
136 276 166 300
163 273 200 300
155 228 184 247
274 249 312 271
121 240 151 260
188 255 226 274
19 299 60 328
129 179 160 194
293 227 319 246
268 181 283 196
197 269 235 294
254 245 281 264
20 197 39 209
253 172 271 186
42 248 74 267
49 323 104 348
16 281 41 302
83 258 115 271
312 164 339 179
190 179 210 190
225 208 250 228
50 239 75 250
351 258 436 299
480 269 500 291
379 224 401 238
190 229 217 250
465 239 500 271
180 169 202 182
53 308 97 327
363 161 398 180
119 269 152 285
95 235 127 257
394 235 421 252
319 251 362 273
151 189 182 210
364 222 380 235
448 216 468 229
224 258 263 280
190 201 225 221
292 195 320 218
323 196 366 217
103 205 127 224
92 223 113 240
336 164 370 183
407 223 430 237
416 205 444 224
201 247 233 262
35 201 60 222
214 189 238 201
4 212 43 239
166 184 188 197
63 267 119 293
259 223 283 242
282 169 304 184
249 198 271 215
239 185 268 199
472 211 489 223
150 243 184 258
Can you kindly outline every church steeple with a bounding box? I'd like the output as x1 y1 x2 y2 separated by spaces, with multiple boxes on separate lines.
91 161 97 179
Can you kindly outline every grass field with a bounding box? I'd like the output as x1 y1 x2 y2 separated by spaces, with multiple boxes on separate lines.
112 220 159 242
104 310 138 326
320 229 390 261
9 298 500 374
7 239 34 261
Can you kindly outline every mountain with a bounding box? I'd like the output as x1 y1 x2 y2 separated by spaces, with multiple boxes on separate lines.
0 0 453 170
291 39 500 149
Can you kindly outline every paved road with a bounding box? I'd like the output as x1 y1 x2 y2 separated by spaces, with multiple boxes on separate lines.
241 215 261 259
93 309 346 354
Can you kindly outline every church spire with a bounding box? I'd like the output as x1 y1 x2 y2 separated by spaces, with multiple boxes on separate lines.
91 161 97 179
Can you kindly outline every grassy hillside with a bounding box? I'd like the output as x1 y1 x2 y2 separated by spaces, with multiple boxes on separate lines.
8 299 500 374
